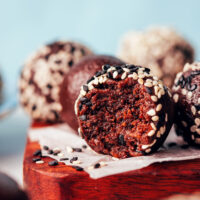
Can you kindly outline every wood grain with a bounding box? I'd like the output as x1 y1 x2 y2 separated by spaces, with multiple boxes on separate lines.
24 124 200 200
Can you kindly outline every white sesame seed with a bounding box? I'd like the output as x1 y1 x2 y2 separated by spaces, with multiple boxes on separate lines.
145 149 151 153
80 90 86 96
154 86 159 95
53 147 61 153
156 104 162 112
36 160 44 164
165 114 168 122
132 73 138 80
113 71 118 79
144 82 153 87
151 96 158 102
93 78 99 85
138 74 145 79
121 72 127 80
123 68 130 73
182 89 187 95
192 135 195 140
168 90 172 97
152 116 159 121
190 125 197 132
72 160 82 165
151 122 156 130
195 118 200 126
138 78 144 85
147 130 155 137
157 90 162 99
181 121 187 127
191 106 196 115
153 80 158 85
57 153 64 157
147 109 156 116
157 130 161 138
173 94 179 103
99 161 107 167
66 146 73 153
187 91 192 99
146 79 152 83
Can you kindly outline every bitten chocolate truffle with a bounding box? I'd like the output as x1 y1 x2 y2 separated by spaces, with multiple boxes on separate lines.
75 64 174 158
0 172 28 200
19 41 93 123
60 55 124 131
172 62 200 146
118 27 194 88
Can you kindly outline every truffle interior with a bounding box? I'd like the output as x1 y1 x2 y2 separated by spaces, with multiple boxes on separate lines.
78 77 155 158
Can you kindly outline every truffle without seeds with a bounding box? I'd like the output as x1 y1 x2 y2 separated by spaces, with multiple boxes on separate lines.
118 27 194 88
172 62 200 146
19 41 93 123
75 64 174 158
60 55 125 131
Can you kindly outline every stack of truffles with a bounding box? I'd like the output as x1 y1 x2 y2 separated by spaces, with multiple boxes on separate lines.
19 26 199 160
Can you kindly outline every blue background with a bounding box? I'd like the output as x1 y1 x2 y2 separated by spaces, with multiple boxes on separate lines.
0 0 200 93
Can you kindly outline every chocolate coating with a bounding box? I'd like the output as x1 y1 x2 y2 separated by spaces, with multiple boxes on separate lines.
172 62 200 146
19 41 93 123
75 64 174 158
118 27 194 88
60 55 125 131
0 172 28 200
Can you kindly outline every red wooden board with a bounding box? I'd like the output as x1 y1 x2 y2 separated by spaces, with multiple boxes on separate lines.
23 123 200 200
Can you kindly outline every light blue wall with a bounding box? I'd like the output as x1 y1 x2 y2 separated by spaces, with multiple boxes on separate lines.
0 0 199 92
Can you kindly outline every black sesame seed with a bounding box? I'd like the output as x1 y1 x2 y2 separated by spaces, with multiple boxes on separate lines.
48 149 54 154
118 134 126 146
102 70 107 74
53 152 58 156
82 145 87 149
72 166 83 171
71 46 75 53
72 148 82 152
95 71 102 77
33 149 42 157
94 163 101 169
47 84 52 89
117 69 124 74
48 160 58 166
85 101 92 106
80 97 88 103
70 157 78 163
144 67 150 73
32 105 37 111
43 145 49 151
55 60 62 64
79 104 82 111
60 158 69 161
32 158 41 163
115 66 122 70
87 77 95 84
103 64 110 71
107 72 112 79
83 85 89 92
68 60 73 67
79 115 87 121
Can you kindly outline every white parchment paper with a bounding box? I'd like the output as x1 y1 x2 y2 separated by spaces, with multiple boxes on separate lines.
28 124 200 179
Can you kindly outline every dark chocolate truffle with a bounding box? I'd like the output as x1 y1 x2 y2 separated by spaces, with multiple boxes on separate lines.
0 172 28 200
60 55 124 131
75 64 174 158
19 41 93 123
172 62 200 146
118 27 194 88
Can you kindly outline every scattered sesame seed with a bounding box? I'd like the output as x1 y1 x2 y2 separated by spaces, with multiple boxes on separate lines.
156 130 161 138
82 145 87 149
72 148 82 152
48 160 58 166
151 122 156 130
138 78 144 85
72 166 83 171
53 147 61 154
156 104 162 112
144 82 153 87
60 158 69 161
66 146 73 153
121 72 127 80
173 94 179 103
165 114 168 122
43 145 49 151
33 149 42 157
187 91 192 98
182 89 187 95
70 157 78 163
132 73 138 80
113 71 118 79
195 118 200 126
32 158 41 162
94 163 101 168
48 149 54 154
57 153 64 157
191 106 196 115
152 116 159 121
36 160 44 164
147 109 156 116
72 160 82 165
83 85 88 92
190 125 197 132
147 130 155 137
151 96 158 102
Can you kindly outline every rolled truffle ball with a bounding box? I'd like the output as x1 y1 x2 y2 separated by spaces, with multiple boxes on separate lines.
60 55 124 131
19 41 93 123
118 27 194 88
75 64 174 158
0 172 28 200
172 62 200 146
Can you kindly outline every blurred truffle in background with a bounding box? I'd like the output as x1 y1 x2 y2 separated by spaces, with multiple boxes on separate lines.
0 172 28 200
19 41 93 123
118 27 194 88
60 55 124 131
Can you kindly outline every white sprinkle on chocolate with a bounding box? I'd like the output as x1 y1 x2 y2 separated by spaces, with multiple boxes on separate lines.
151 96 158 102
152 116 159 121
138 78 144 85
156 104 162 112
113 71 118 79
144 82 153 87
195 118 200 126
151 122 156 130
191 106 196 115
147 130 155 137
36 160 44 164
173 94 179 103
147 109 156 116
121 72 127 80
132 72 138 80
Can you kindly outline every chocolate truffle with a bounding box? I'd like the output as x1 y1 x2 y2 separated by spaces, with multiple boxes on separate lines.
60 55 124 131
118 27 194 88
172 62 200 146
0 172 28 200
19 41 93 123
75 64 174 158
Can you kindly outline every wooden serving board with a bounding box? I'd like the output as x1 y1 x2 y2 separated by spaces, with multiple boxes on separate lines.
23 123 200 200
